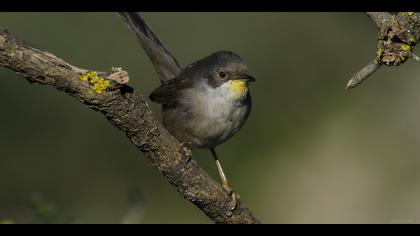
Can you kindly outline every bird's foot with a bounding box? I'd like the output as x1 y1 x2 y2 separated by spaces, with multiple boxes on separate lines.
222 184 240 212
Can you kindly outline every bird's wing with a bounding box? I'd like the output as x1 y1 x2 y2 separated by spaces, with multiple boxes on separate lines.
118 12 182 82
149 74 193 106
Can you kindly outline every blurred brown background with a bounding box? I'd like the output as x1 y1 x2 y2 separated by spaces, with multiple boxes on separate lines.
0 12 420 224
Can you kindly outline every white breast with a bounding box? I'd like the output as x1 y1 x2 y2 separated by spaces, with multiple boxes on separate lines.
179 81 251 148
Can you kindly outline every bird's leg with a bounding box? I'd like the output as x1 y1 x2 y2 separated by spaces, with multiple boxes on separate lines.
210 148 238 211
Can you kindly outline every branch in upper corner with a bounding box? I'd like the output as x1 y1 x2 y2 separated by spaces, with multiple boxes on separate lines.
366 12 393 29
346 61 381 89
0 29 259 224
346 12 420 90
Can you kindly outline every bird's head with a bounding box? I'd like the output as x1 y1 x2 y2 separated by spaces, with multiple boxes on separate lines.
188 51 256 96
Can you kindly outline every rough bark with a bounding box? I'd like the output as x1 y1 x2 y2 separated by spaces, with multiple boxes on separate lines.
346 12 420 89
0 29 260 224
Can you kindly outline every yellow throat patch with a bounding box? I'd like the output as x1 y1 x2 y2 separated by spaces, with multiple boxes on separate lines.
229 80 248 95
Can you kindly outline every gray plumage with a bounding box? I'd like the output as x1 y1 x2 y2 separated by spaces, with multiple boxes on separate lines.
150 51 255 148
118 12 182 82
120 13 255 207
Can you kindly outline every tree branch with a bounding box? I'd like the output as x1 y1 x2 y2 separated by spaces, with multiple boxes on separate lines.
346 12 420 89
0 29 259 224
346 60 381 89
366 12 393 29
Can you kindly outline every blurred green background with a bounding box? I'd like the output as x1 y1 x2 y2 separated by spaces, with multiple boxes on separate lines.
0 12 420 224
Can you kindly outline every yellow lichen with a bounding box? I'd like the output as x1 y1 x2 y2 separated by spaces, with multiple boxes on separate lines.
401 44 411 52
409 37 417 44
94 79 110 94
80 74 89 81
80 71 110 95
90 77 99 84
402 12 414 17
376 47 382 60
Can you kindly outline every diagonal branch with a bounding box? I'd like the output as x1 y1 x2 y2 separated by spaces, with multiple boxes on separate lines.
0 29 259 224
346 60 381 89
346 12 420 89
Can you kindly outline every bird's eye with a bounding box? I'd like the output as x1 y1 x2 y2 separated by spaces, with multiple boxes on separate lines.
218 71 227 79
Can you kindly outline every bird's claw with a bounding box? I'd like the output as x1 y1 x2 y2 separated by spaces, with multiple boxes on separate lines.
222 184 239 211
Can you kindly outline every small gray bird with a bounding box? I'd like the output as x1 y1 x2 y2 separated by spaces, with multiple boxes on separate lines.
149 51 255 207
119 12 255 209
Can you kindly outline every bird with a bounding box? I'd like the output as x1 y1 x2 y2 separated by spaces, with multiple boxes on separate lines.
119 13 255 209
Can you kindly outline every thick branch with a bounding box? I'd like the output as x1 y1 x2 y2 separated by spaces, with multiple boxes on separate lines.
366 12 392 29
347 12 420 89
0 29 259 224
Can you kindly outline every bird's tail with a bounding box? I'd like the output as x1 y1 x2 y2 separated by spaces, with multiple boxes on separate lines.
118 12 182 82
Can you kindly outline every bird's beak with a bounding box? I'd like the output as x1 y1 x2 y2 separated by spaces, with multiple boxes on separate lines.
241 74 256 82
